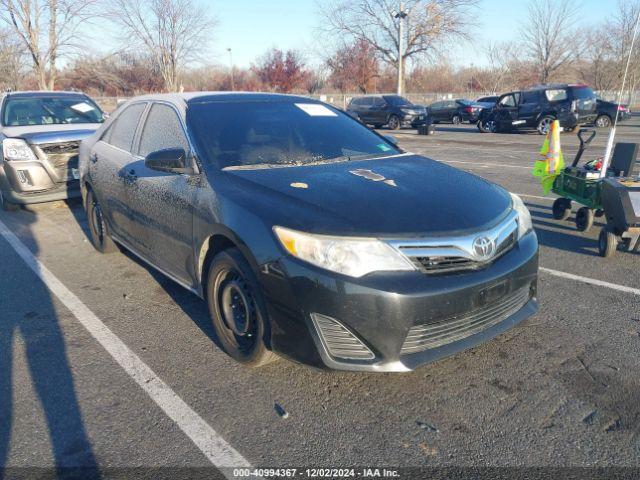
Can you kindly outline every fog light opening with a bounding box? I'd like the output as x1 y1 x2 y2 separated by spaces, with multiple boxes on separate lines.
311 313 375 361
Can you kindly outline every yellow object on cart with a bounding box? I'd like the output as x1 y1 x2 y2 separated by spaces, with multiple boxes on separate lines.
532 119 564 194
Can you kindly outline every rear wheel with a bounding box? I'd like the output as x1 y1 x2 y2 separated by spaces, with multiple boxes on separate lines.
595 115 612 128
86 189 117 253
452 114 462 125
537 116 555 135
387 115 400 130
575 207 594 232
598 227 618 258
206 248 278 367
552 198 571 220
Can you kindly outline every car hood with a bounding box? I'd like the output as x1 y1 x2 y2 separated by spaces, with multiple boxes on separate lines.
2 123 102 144
223 154 513 237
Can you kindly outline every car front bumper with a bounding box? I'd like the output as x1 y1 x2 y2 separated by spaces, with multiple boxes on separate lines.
261 231 539 372
0 160 80 205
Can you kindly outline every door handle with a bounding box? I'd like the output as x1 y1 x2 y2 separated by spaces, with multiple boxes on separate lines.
125 169 138 183
90 152 98 163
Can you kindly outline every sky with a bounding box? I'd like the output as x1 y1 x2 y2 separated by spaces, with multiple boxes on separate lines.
203 0 617 68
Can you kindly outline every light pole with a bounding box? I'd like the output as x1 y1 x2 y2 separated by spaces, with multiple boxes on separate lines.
227 47 235 91
393 3 408 96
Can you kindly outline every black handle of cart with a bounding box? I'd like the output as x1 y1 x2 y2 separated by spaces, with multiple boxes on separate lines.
571 128 597 167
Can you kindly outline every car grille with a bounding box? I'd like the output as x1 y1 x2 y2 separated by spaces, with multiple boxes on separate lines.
400 285 531 354
39 141 80 182
311 313 375 361
409 230 517 274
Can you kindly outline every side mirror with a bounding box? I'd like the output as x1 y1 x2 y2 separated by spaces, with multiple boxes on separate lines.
383 134 398 146
144 148 193 175
102 112 110 121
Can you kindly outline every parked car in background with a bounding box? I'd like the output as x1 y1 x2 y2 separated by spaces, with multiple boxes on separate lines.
80 92 538 371
427 99 484 124
476 95 500 106
595 97 631 128
346 95 427 130
477 84 598 135
0 91 105 211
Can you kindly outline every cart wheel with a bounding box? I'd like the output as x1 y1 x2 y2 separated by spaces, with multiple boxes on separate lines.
575 207 594 232
598 227 618 258
552 198 571 220
595 209 604 218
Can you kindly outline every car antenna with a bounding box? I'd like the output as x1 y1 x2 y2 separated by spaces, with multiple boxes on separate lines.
599 8 640 178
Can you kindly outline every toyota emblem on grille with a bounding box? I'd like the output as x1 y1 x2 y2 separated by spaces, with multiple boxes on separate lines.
473 236 495 260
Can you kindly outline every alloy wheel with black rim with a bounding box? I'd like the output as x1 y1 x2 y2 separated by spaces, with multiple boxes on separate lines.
86 189 117 253
0 190 19 212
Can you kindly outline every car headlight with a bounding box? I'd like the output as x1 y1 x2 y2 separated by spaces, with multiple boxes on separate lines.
2 138 37 162
400 108 415 115
510 193 532 239
273 226 416 278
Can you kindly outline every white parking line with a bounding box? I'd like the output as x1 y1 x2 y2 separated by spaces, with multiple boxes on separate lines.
541 267 640 297
0 218 255 478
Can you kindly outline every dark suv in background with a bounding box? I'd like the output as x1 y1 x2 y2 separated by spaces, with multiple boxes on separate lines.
0 91 105 210
427 99 484 124
346 95 427 130
477 84 597 134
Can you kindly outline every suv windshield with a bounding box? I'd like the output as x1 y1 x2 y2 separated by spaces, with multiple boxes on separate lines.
2 95 104 126
187 100 402 169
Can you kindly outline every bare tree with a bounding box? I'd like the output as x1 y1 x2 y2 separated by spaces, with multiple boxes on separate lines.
482 42 519 93
0 27 25 89
0 0 96 89
521 0 579 83
319 0 478 93
605 0 640 101
108 0 216 92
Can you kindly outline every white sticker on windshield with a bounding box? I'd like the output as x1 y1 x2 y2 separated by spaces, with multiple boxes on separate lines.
295 103 337 117
71 102 95 113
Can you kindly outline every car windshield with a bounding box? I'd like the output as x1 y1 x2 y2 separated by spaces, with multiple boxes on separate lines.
2 96 104 126
186 100 402 169
384 96 412 106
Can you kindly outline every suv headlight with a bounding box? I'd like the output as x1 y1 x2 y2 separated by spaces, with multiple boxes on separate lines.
273 226 416 278
2 138 37 162
510 193 533 239
400 108 416 115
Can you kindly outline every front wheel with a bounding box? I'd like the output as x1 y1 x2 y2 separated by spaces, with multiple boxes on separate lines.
86 189 117 253
387 115 400 130
575 207 594 232
552 198 571 220
598 227 618 258
595 115 612 128
0 191 19 212
478 119 497 133
537 116 555 135
206 248 278 367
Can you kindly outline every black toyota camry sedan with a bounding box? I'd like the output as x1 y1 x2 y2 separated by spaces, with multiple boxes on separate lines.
79 93 538 372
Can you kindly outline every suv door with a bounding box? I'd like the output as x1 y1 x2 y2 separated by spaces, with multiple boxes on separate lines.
128 102 197 286
494 93 520 129
356 97 374 123
369 96 388 124
518 90 542 126
569 86 597 123
89 102 146 246
429 102 444 122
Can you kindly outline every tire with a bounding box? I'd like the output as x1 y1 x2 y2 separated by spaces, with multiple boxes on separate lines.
595 115 612 128
85 189 117 253
0 191 19 212
206 248 278 367
452 114 462 125
536 116 555 135
387 115 400 130
478 119 498 133
598 227 618 258
575 206 594 232
552 198 571 220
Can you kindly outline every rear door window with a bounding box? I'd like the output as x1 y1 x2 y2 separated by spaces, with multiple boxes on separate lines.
107 103 146 152
138 103 190 157
545 89 568 102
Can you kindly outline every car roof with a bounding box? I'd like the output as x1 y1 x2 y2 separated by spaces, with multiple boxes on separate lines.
2 90 91 99
126 92 323 106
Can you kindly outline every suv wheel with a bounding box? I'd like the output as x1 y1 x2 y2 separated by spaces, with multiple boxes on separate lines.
86 189 118 253
387 115 400 130
595 115 612 128
478 119 498 133
0 191 19 212
206 248 278 367
452 114 462 125
536 116 555 135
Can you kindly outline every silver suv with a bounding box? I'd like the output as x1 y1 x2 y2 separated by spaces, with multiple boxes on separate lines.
0 91 105 210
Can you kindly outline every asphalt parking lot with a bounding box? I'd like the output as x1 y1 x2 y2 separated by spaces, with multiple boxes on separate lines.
1 118 640 477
